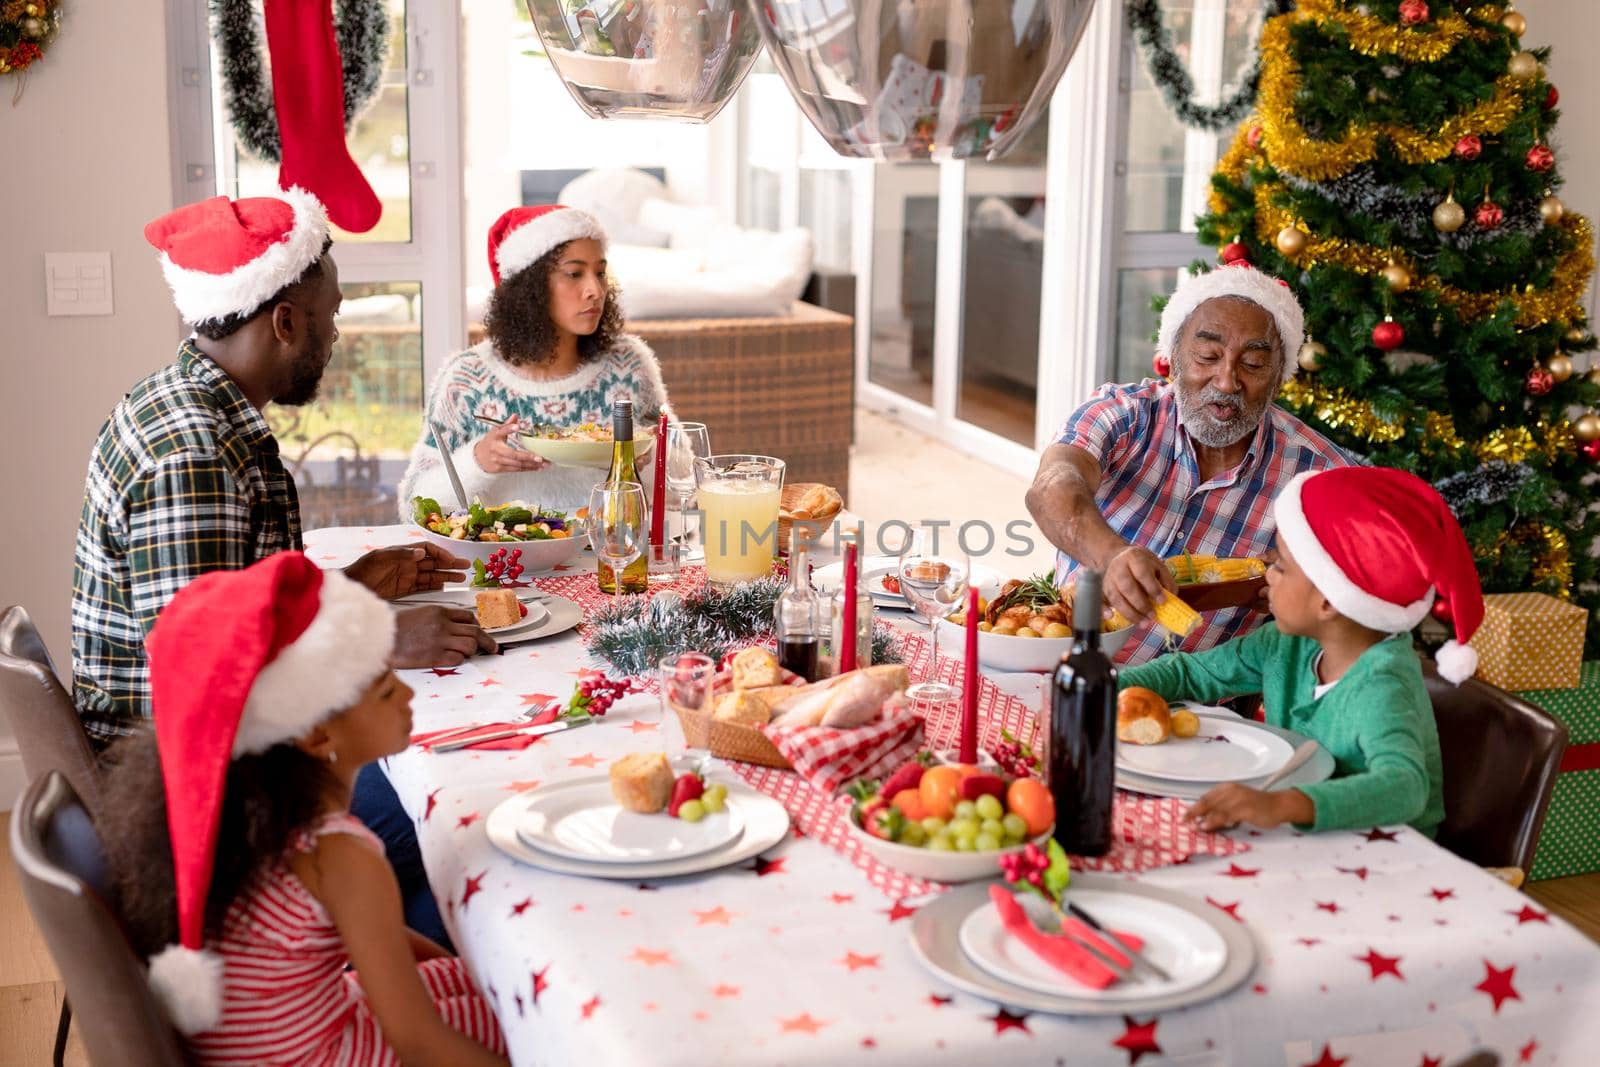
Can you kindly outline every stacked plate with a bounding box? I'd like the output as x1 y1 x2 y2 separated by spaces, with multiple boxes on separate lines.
909 874 1257 1014
486 766 790 878
394 588 584 643
813 556 1005 610
1115 705 1334 801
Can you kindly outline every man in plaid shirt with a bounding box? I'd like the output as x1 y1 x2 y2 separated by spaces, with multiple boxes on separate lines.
1027 266 1357 665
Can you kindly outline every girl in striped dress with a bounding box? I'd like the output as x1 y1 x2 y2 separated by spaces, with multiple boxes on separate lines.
100 551 508 1066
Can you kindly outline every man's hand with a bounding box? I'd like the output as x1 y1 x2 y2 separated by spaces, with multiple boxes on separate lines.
1103 545 1177 624
473 417 549 474
391 606 497 668
347 545 470 600
1185 784 1313 832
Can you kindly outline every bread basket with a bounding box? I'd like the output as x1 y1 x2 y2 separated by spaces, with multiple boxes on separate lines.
778 483 844 555
668 674 794 770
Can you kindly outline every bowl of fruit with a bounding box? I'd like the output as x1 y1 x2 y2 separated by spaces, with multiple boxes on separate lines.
936 571 1137 674
410 496 582 571
845 760 1056 883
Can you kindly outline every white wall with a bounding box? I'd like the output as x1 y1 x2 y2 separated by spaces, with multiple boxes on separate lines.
0 6 177 806
1540 0 1600 318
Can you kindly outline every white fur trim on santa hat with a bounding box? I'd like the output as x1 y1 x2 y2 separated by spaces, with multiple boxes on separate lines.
496 208 608 283
1273 471 1436 634
159 186 330 327
233 569 396 757
1434 639 1480 686
148 943 225 1034
1158 265 1306 384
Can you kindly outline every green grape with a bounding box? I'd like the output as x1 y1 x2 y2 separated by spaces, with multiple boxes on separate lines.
950 818 979 843
974 832 1002 852
928 833 955 851
920 816 947 835
901 823 927 847
677 799 706 823
975 794 1003 821
953 800 978 821
701 786 727 814
1001 813 1028 841
979 818 1005 839
954 836 977 852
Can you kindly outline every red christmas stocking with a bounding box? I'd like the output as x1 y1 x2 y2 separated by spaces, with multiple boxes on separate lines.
263 0 382 233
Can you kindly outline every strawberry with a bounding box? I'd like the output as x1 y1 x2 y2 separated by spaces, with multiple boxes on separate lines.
879 762 926 801
858 798 905 842
667 773 704 817
518 602 529 618
958 773 1007 802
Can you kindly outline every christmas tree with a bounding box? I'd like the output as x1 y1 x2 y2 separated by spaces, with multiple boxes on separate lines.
1194 0 1600 653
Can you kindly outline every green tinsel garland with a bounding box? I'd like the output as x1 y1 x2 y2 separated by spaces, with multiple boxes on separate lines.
583 580 904 678
1126 0 1294 132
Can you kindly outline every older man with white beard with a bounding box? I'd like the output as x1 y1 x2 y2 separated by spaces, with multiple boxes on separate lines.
1026 265 1357 664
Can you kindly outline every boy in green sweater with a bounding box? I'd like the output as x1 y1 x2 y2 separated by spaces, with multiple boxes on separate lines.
1118 466 1485 836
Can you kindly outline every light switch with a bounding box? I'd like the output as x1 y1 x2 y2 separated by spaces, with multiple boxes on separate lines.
46 252 115 316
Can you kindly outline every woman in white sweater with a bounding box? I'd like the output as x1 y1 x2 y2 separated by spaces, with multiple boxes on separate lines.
399 205 671 515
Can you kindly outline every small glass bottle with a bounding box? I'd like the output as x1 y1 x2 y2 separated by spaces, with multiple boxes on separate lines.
774 530 821 681
829 536 873 671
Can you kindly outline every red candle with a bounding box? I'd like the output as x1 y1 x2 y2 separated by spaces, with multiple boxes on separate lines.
959 584 980 764
649 411 669 556
840 538 859 673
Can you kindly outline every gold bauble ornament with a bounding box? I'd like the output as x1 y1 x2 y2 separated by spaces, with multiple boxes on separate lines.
23 3 41 16
1298 339 1327 373
1276 225 1309 256
1381 262 1413 293
1432 194 1466 233
1574 412 1600 443
1539 195 1566 224
1589 364 1600 387
1508 51 1540 80
1548 353 1574 382
1501 11 1528 36
1566 326 1592 345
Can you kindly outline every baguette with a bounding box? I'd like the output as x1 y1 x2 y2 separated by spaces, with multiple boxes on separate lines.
769 665 909 729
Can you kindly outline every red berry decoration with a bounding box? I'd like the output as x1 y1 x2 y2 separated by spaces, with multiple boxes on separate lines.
1220 240 1250 265
1399 0 1429 26
1372 318 1405 352
1453 135 1482 160
1152 353 1171 379
1583 438 1600 465
1526 144 1555 172
1526 365 1555 396
1545 85 1559 110
1475 200 1504 229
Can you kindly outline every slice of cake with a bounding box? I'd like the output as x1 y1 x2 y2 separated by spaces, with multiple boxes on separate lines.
475 588 520 629
609 753 674 813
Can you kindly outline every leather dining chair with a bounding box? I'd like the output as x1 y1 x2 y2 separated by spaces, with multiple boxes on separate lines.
0 605 104 818
11 771 187 1067
1423 661 1568 875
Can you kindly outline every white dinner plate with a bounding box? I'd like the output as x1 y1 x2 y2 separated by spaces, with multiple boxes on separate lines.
487 595 583 646
514 776 745 864
813 557 1004 609
957 887 1228 1001
908 875 1257 1016
394 587 547 608
482 600 551 636
1115 706 1335 800
486 774 791 880
1116 716 1295 784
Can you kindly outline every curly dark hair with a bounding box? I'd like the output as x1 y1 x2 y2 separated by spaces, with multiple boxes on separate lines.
193 236 335 341
97 727 340 957
483 240 627 367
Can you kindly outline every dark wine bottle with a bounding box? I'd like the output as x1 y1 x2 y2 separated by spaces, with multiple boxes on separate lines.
1048 568 1118 856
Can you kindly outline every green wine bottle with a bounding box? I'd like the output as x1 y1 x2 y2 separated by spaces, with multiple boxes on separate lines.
598 398 649 594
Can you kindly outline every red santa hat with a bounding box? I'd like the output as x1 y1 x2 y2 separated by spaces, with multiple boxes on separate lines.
1158 264 1305 384
1273 467 1486 685
488 204 608 287
142 551 394 1034
144 187 329 327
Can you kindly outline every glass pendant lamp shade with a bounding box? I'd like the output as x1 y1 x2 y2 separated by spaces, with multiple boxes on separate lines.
523 0 764 122
749 0 1098 160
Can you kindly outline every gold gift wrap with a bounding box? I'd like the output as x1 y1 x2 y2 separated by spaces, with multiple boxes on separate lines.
1468 593 1589 690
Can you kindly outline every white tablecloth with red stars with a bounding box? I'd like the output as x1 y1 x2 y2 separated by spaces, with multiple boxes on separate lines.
309 526 1600 1067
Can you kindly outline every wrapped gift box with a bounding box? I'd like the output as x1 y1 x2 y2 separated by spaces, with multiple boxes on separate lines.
1522 662 1600 880
1468 593 1588 691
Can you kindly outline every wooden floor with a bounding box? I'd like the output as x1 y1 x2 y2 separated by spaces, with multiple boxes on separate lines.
0 805 1595 1065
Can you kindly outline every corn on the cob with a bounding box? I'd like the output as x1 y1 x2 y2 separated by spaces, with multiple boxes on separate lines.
1152 594 1202 638
1197 557 1267 583
1165 553 1218 583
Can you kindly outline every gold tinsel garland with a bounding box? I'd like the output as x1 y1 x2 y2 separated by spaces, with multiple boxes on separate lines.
1255 13 1531 181
1293 0 1500 62
1277 379 1409 443
1486 524 1573 595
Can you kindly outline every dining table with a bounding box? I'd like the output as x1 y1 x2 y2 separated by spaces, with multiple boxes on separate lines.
308 523 1600 1067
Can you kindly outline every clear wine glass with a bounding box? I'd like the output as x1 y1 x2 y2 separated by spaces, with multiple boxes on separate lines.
665 421 711 554
588 481 647 610
898 547 970 702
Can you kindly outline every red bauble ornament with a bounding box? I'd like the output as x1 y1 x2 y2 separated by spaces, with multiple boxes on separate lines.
1545 85 1560 110
1526 144 1555 172
1475 200 1504 228
1153 353 1171 378
1247 124 1264 149
1582 437 1600 465
1221 241 1250 265
1431 598 1453 624
1526 365 1555 396
1399 0 1429 26
1373 318 1405 351
1453 135 1483 160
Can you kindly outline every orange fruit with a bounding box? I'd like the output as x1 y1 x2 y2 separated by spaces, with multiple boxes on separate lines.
918 766 963 820
1006 778 1055 837
890 788 927 822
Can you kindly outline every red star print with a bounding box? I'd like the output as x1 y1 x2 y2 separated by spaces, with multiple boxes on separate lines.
694 906 734 926
628 947 674 967
1205 897 1242 922
460 870 486 908
1420 1056 1443 1067
1475 960 1521 1013
927 994 953 1008
626 719 661 733
779 1012 828 1034
1361 827 1401 842
519 691 556 706
1315 900 1343 914
1302 1044 1348 1067
839 952 881 972
988 1007 1032 1036
1355 948 1404 981
510 897 534 916
1429 887 1455 902
428 667 459 677
478 677 501 688
1335 865 1370 880
1519 1039 1538 1063
1112 1015 1161 1064
885 899 918 922
712 984 741 998
1220 863 1260 878
1508 905 1550 924
531 965 550 1006
753 855 786 877
567 752 602 768
861 1037 877 1049
1297 937 1322 947
422 788 442 822
580 995 601 1019
505 779 541 792
456 812 480 830
830 892 855 904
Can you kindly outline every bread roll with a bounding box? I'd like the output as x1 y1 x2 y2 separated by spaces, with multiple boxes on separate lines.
609 753 674 813
731 647 782 690
797 484 843 518
769 665 909 729
713 690 771 727
1117 687 1172 745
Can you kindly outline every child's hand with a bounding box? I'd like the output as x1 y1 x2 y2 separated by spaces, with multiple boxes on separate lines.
1185 784 1313 831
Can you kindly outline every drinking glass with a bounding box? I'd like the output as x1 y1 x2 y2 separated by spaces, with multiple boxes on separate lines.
898 547 970 702
695 455 785 590
665 421 711 552
588 481 647 610
659 652 717 761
